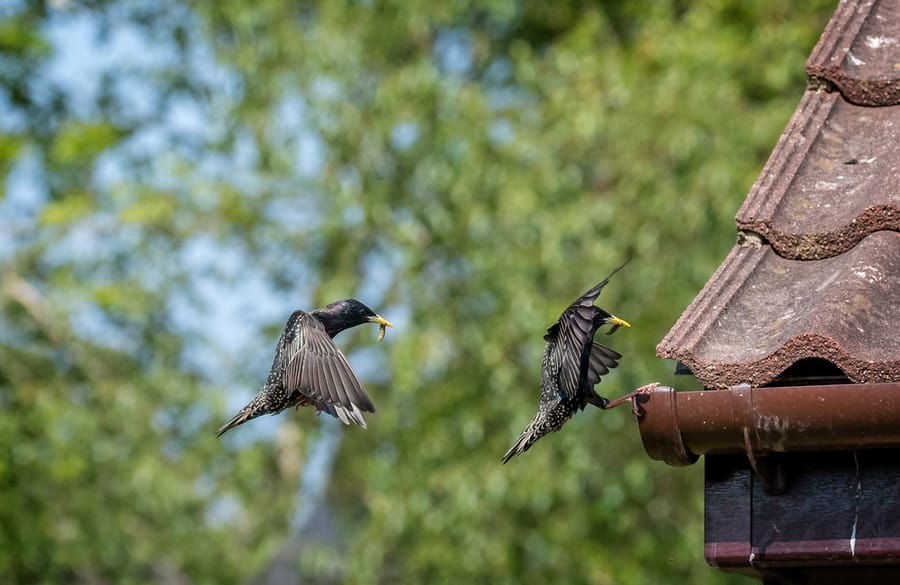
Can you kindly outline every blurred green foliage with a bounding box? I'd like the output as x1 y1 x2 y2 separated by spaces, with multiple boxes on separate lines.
1 0 835 583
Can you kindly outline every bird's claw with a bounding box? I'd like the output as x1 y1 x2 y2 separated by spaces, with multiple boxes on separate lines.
603 383 657 414
630 383 658 417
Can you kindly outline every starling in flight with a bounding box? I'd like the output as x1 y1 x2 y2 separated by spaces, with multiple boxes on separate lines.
216 299 393 437
502 264 637 463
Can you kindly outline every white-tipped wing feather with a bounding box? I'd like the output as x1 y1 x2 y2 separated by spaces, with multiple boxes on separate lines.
280 312 376 416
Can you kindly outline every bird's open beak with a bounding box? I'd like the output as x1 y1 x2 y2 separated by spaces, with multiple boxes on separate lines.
369 315 393 341
605 315 631 335
369 315 393 328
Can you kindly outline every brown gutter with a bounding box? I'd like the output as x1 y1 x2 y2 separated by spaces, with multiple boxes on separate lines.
637 383 900 467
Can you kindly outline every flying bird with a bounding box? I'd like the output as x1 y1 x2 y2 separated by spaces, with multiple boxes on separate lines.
216 299 393 437
502 264 640 463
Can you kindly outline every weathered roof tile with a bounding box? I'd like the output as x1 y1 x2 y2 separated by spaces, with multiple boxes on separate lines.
736 90 900 260
657 231 900 388
807 0 900 106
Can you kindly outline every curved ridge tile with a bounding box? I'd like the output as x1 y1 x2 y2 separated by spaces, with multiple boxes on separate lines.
737 91 900 260
807 0 900 106
658 232 900 388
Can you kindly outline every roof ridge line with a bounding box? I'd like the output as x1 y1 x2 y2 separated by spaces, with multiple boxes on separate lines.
806 0 872 77
656 244 767 361
736 91 838 227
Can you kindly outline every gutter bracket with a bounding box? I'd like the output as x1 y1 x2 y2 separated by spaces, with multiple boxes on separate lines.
742 426 788 495
733 384 788 495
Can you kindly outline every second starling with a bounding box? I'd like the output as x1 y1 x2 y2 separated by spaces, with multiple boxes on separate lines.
216 299 393 437
502 264 632 463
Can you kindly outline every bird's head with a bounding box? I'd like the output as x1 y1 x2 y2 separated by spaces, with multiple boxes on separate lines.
315 299 393 339
601 311 631 335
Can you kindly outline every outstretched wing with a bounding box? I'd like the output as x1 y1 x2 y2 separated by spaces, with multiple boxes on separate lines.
567 261 629 311
551 262 628 401
584 342 621 387
278 312 376 415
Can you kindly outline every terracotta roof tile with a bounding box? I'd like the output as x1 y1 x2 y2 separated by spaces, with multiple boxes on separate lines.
807 0 900 106
657 231 900 388
657 0 900 388
736 90 900 260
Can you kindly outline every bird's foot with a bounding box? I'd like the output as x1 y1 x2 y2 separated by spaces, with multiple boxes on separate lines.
629 383 658 417
603 383 658 417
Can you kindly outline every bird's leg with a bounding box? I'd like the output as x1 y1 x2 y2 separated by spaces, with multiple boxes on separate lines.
602 383 659 416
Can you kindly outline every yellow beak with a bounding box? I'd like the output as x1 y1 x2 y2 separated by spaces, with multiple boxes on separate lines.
370 315 393 329
606 315 631 335
609 316 630 328
370 315 393 341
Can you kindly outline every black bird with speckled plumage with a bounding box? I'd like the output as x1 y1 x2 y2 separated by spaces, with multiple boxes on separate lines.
502 265 631 463
216 299 393 437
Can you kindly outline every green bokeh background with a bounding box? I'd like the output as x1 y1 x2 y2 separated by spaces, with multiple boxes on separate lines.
1 1 836 583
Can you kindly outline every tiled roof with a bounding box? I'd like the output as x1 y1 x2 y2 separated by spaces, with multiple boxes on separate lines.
657 231 900 388
806 0 900 106
735 91 900 260
657 0 900 388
